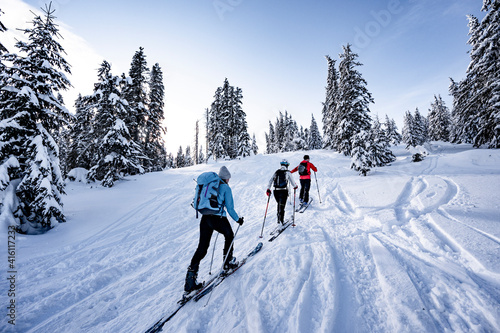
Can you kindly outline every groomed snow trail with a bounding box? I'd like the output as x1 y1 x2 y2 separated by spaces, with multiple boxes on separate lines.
2 143 499 333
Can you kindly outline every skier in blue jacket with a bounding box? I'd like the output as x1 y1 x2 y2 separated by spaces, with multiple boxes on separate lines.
185 166 244 293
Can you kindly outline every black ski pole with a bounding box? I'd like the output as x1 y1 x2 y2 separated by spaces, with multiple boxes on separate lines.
292 187 296 227
260 194 271 238
314 172 322 203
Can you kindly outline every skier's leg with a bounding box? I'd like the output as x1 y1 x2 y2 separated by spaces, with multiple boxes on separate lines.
189 215 214 271
304 179 311 203
212 216 235 266
273 190 281 222
277 191 288 223
186 216 213 291
299 179 306 202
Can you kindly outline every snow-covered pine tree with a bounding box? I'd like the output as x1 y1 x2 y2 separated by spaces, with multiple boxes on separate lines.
470 1 500 148
207 85 222 160
350 130 371 176
414 108 428 145
309 114 322 149
266 121 277 154
144 63 166 171
284 111 299 152
234 87 251 158
368 115 395 167
207 79 250 159
185 146 193 167
124 47 149 147
198 145 205 164
428 95 451 142
402 110 417 148
165 153 174 169
294 126 307 151
0 4 71 233
384 114 402 146
450 1 500 148
67 94 94 171
322 55 338 149
251 134 259 155
86 61 144 187
175 146 185 168
334 44 373 156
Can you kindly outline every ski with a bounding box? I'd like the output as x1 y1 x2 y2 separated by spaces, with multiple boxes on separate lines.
144 242 263 333
144 273 220 333
298 198 313 213
194 242 263 302
269 219 290 235
268 220 294 242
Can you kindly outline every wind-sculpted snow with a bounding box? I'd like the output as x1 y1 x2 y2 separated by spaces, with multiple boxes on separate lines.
1 143 499 332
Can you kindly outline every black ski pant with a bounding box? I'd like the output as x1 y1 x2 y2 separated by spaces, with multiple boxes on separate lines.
299 179 311 203
189 215 234 272
273 189 288 224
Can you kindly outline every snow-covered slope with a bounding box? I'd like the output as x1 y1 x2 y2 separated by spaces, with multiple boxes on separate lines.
2 143 500 332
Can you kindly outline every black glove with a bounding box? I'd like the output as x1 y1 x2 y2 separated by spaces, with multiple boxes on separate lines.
237 217 244 226
266 189 271 196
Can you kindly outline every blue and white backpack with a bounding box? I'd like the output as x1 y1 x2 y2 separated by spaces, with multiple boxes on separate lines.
192 172 224 218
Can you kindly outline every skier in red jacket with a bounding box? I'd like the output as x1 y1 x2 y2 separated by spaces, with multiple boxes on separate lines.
290 155 317 204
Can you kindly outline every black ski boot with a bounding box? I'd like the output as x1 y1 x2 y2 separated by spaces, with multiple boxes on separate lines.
184 267 203 293
223 257 239 271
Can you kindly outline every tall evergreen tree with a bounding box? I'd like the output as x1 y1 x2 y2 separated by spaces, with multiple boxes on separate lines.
86 61 144 187
175 146 185 168
124 47 149 145
207 79 251 159
368 115 395 167
0 4 71 233
185 146 193 167
266 121 276 154
144 63 166 171
309 114 322 149
67 94 93 170
402 110 416 148
450 1 500 148
414 108 428 145
198 145 205 164
251 134 259 155
350 130 371 176
384 114 402 146
322 55 338 150
334 44 373 156
428 95 451 141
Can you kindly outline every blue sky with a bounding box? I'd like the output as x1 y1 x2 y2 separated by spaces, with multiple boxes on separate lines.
3 0 485 153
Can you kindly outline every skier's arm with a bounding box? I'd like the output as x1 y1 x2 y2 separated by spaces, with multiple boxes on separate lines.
267 171 276 190
223 185 240 222
310 163 318 173
290 165 298 173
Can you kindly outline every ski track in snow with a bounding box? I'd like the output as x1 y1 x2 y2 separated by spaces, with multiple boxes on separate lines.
2 144 500 333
